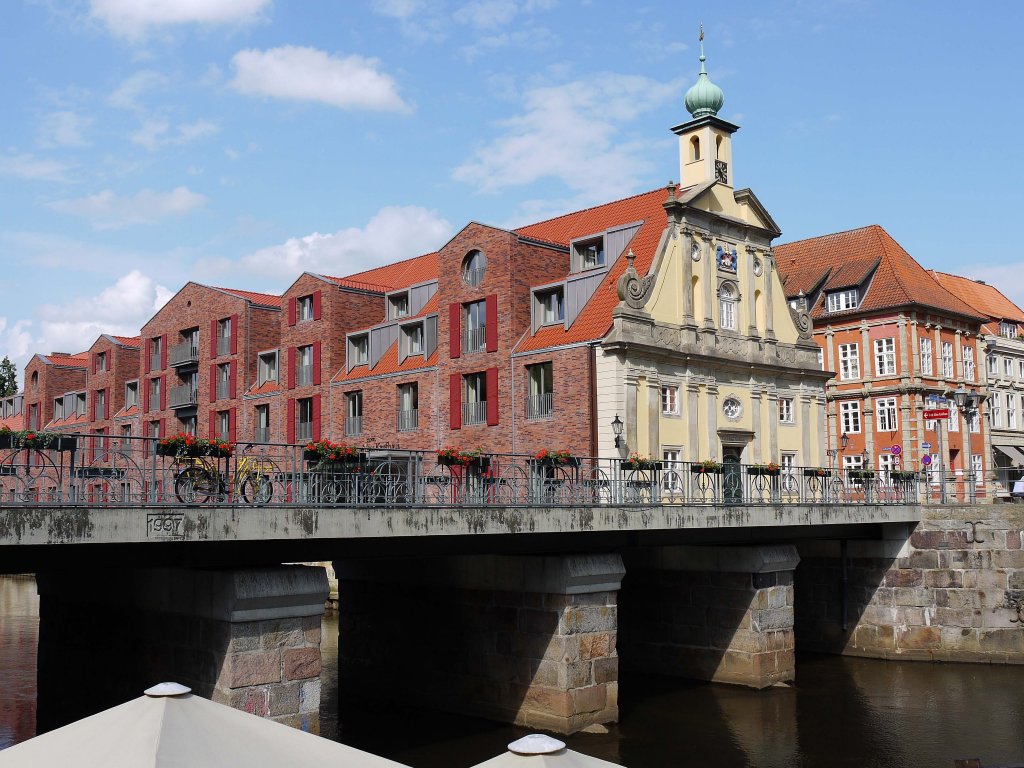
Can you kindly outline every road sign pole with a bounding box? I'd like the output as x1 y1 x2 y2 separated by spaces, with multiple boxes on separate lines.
938 420 946 504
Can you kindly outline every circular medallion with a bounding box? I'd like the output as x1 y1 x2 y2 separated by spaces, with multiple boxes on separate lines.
752 258 763 276
722 397 742 421
691 241 701 262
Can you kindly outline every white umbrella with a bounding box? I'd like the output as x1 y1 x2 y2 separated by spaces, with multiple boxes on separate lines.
0 683 411 768
471 734 625 767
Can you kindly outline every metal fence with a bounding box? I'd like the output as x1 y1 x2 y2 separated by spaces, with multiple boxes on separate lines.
0 435 921 508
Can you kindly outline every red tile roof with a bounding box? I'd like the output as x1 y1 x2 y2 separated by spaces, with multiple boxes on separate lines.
212 286 283 308
326 252 439 293
774 225 985 322
0 413 22 432
245 381 284 397
108 335 141 348
42 352 89 367
333 344 438 384
928 271 1024 324
112 405 139 419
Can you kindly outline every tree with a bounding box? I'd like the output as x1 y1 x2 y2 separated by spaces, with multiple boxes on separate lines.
0 356 18 397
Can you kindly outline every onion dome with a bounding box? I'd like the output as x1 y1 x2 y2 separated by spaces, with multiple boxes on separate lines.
684 43 724 118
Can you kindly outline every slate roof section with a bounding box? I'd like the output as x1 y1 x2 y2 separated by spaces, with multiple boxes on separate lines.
775 225 985 322
928 271 1024 324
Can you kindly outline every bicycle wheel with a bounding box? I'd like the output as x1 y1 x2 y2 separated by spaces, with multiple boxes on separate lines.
241 475 273 505
174 467 213 504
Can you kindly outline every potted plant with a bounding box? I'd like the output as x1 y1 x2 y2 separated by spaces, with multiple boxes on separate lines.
156 432 202 457
436 447 489 469
534 449 581 467
803 467 832 478
621 452 662 471
847 468 876 480
748 462 781 476
690 459 723 474
18 430 66 451
304 440 365 465
890 470 918 482
203 437 235 458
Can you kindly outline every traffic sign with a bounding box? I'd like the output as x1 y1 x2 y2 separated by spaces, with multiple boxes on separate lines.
922 455 933 466
924 409 950 420
891 445 902 456
922 441 931 450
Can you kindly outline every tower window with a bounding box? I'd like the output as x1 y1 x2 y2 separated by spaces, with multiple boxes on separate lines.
690 136 701 162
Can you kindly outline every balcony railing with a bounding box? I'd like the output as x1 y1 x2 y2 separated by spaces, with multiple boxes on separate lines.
463 401 487 425
169 341 199 367
254 427 269 444
150 353 161 372
345 416 363 437
526 393 553 419
217 336 231 357
463 327 486 353
168 385 197 409
296 365 313 387
296 423 313 443
216 380 230 400
397 409 418 432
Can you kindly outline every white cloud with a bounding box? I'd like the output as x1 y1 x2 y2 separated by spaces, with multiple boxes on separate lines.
107 70 168 112
230 46 410 112
130 118 218 150
90 0 271 39
38 111 92 148
454 0 555 28
453 74 679 198
371 0 425 19
196 206 452 283
1 271 173 373
0 152 70 183
50 186 208 229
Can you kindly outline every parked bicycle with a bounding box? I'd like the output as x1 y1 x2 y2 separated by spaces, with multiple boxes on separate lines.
173 448 278 504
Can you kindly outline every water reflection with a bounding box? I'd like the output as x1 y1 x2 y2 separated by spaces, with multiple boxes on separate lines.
3 576 1024 768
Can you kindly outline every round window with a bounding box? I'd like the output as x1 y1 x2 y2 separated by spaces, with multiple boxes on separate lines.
462 250 486 287
722 397 742 421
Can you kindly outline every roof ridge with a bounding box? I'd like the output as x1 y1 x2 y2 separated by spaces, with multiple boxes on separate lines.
338 250 439 282
778 223 882 249
513 187 666 232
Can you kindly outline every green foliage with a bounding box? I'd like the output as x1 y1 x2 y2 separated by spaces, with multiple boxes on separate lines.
0 356 17 397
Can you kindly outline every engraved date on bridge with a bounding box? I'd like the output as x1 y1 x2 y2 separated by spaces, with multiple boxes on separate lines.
147 512 185 538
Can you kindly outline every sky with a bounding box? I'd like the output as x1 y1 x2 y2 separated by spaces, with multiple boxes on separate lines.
2 0 1023 375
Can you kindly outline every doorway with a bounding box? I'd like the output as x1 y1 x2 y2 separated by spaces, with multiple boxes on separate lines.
723 446 743 504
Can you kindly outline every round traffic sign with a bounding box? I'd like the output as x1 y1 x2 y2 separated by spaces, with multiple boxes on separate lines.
922 455 932 466
890 445 902 456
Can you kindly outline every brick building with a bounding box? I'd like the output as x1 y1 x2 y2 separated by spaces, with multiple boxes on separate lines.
775 225 989 497
77 335 141 462
22 352 88 433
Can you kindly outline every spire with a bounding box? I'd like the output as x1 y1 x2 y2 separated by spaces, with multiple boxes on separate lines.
684 23 725 119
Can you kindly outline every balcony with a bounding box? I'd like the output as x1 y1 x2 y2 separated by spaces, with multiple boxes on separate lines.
463 327 486 354
150 353 161 372
526 392 553 419
169 341 199 368
216 380 230 400
345 416 363 437
463 401 487 425
296 364 313 387
217 336 231 357
397 409 419 432
168 384 198 409
254 427 269 444
296 422 313 443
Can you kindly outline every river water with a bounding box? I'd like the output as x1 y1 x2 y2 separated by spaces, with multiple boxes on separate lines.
2 576 1023 766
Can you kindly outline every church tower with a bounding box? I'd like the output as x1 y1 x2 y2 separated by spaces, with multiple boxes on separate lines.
672 31 739 189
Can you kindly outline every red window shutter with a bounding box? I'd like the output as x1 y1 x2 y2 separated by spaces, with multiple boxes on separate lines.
288 347 296 389
312 394 321 441
228 408 236 444
104 389 110 420
287 399 296 444
313 291 322 321
449 373 462 430
486 367 499 425
144 344 150 374
143 382 150 413
90 394 96 422
313 342 322 385
161 335 168 369
288 297 297 326
209 410 217 438
159 375 166 410
91 354 96 374
229 362 237 399
486 294 498 352
230 314 239 355
158 418 165 437
449 303 461 359
210 319 218 355
208 364 216 402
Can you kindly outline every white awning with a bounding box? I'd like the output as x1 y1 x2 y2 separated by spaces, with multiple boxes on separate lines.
994 445 1024 465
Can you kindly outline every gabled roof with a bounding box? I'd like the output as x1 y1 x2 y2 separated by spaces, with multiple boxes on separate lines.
928 271 1024 324
324 252 439 293
39 352 89 368
775 225 985 322
106 335 141 349
211 286 283 308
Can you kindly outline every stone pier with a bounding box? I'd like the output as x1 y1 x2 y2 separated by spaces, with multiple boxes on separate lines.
620 545 799 688
336 553 623 734
36 565 328 733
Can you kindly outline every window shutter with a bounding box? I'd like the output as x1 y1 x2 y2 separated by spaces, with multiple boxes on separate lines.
159 376 166 410
104 389 110 420
313 291 322 321
449 303 461 359
209 410 217 439
159 418 165 437
90 394 96 422
143 382 150 413
313 342 322 385
230 314 239 355
449 373 462 430
229 362 237 399
210 364 218 402
287 399 296 444
312 394 321 441
486 294 498 352
288 347 296 389
91 354 96 374
144 344 150 374
288 298 297 326
210 319 218 356
161 335 168 369
486 367 499 425
228 408 236 444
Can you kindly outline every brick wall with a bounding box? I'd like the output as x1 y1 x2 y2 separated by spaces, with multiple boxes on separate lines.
23 356 86 431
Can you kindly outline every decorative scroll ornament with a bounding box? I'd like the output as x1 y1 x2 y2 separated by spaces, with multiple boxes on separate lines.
788 304 814 340
616 249 656 310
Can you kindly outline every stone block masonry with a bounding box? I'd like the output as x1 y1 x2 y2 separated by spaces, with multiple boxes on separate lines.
796 506 1024 663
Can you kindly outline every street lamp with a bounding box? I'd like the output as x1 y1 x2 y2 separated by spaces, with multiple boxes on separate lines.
826 432 850 467
611 414 624 449
952 387 983 498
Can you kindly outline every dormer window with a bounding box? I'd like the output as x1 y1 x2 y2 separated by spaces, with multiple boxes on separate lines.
575 237 605 270
1000 321 1017 339
349 334 369 366
404 323 424 356
258 350 279 385
96 351 107 372
75 392 87 417
390 292 410 319
125 381 139 408
826 289 858 313
53 398 64 420
539 288 565 326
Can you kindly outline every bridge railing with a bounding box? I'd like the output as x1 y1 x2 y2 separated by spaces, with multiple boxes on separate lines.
0 435 919 507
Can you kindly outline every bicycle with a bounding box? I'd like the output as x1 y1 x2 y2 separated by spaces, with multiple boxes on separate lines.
173 448 277 504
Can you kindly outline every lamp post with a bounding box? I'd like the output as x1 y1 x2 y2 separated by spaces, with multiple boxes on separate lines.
953 387 983 500
611 414 624 450
826 431 849 469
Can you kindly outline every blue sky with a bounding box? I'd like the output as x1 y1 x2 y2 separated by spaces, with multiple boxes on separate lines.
2 0 1023 374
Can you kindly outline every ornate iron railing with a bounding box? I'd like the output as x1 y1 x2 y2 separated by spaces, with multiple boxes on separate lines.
0 436 925 509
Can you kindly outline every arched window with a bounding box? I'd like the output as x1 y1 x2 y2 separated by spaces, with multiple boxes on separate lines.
719 283 737 331
462 250 486 287
31 371 38 391
715 134 723 159
690 136 701 162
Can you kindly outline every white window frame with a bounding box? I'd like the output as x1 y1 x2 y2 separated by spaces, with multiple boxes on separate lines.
719 284 737 331
874 338 896 377
838 343 860 381
919 338 933 376
971 454 984 488
942 342 954 378
948 402 959 432
539 288 565 326
124 381 139 409
826 289 858 313
661 385 680 416
349 335 369 366
779 397 795 424
876 397 898 432
1008 392 1017 429
258 350 279 385
963 346 975 382
840 401 861 434
1005 357 1014 377
1001 321 1017 339
992 396 1003 428
662 449 683 491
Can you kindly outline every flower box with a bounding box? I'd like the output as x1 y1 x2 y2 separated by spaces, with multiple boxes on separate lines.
890 470 917 482
747 467 781 477
536 456 582 468
803 468 832 478
621 461 663 471
304 450 366 465
438 455 490 470
690 464 722 474
847 469 876 480
156 443 202 458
